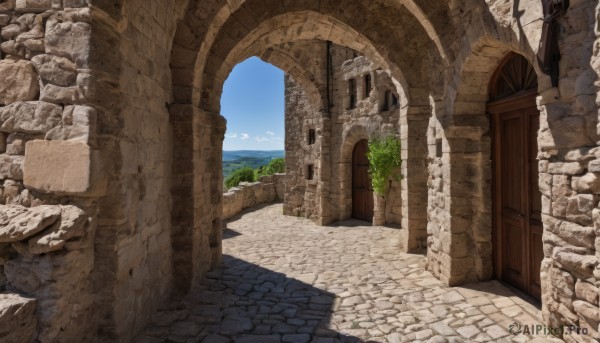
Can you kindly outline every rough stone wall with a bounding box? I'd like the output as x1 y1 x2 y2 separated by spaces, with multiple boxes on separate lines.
223 174 285 220
284 73 323 221
0 1 100 342
0 0 597 341
424 0 600 340
93 0 191 340
331 53 402 226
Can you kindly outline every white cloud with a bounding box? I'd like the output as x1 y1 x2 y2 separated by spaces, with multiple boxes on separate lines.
266 131 275 136
225 133 238 139
255 136 269 142
240 133 250 140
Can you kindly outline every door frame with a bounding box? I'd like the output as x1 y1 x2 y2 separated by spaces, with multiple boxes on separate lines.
489 89 538 285
352 139 374 222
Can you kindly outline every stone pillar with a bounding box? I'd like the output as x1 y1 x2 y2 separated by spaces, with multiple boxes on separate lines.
373 194 386 226
400 105 430 252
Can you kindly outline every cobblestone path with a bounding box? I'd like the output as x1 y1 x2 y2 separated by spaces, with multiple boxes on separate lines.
136 204 562 343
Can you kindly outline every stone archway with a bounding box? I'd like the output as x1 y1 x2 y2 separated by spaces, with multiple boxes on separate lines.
172 4 438 251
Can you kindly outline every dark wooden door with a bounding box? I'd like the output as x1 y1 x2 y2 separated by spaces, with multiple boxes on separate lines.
492 94 543 300
352 140 374 222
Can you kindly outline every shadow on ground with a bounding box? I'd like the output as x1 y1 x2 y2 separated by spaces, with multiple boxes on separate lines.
135 255 368 343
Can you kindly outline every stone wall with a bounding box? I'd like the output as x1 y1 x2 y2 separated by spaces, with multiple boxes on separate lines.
223 174 285 220
0 0 597 341
331 53 402 226
0 0 99 342
424 1 600 340
283 42 404 228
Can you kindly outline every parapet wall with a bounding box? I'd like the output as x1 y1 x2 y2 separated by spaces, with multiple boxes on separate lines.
223 174 286 220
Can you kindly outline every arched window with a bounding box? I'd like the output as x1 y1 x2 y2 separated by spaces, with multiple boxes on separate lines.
489 53 538 102
348 78 357 109
364 74 372 98
382 90 391 111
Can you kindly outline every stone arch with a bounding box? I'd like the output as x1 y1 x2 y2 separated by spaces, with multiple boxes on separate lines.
255 46 325 112
167 0 453 107
426 35 547 287
165 0 448 297
198 11 415 114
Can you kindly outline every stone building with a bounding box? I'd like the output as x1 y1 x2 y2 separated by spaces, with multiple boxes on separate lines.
0 0 598 342
282 42 402 228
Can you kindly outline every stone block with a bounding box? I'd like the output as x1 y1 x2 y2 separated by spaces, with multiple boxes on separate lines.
28 205 88 254
23 140 106 196
0 58 39 105
0 293 37 342
0 205 60 242
588 159 600 173
63 0 88 8
0 154 23 180
31 54 78 87
45 20 91 68
0 101 62 134
15 0 51 11
575 281 599 306
0 0 15 12
6 133 27 155
572 173 600 194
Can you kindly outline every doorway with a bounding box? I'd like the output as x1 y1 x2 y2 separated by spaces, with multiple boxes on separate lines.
352 139 374 222
489 53 542 300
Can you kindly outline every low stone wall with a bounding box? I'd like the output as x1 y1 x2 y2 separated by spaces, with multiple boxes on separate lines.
223 174 285 220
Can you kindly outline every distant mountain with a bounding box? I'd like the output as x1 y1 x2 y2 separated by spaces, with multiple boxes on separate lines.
222 150 285 178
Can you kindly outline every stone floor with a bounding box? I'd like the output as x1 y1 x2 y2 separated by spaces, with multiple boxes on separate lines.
136 204 563 343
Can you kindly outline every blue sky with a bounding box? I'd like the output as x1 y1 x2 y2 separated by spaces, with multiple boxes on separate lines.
221 57 285 151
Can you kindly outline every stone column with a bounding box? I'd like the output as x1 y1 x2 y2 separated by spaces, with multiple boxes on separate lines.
373 194 386 225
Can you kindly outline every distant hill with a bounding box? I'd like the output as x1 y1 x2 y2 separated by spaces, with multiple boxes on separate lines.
223 150 285 178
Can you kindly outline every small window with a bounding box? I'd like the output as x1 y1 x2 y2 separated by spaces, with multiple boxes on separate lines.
364 74 372 98
436 139 443 158
348 79 357 109
308 129 316 145
307 164 315 180
391 94 398 106
382 90 391 111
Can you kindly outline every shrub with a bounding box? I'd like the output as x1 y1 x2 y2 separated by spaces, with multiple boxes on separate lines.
256 158 285 179
367 135 402 196
225 167 255 188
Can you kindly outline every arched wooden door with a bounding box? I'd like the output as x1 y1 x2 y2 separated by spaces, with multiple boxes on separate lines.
489 54 543 300
352 139 374 222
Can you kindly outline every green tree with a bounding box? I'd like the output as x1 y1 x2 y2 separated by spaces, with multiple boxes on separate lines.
225 167 255 189
256 158 285 179
367 136 402 196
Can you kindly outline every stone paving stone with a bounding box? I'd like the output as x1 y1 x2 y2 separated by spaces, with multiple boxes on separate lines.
135 204 559 343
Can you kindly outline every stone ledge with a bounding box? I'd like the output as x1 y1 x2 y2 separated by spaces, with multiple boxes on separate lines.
223 174 286 220
23 140 106 196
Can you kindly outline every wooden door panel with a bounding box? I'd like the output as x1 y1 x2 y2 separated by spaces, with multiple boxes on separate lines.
493 96 542 301
503 217 525 287
501 114 524 217
352 140 374 222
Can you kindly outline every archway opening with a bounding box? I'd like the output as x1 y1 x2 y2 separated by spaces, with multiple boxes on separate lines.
221 57 286 191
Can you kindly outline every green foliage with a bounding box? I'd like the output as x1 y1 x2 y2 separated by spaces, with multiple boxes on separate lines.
367 135 402 196
224 158 286 190
225 167 255 189
255 158 285 179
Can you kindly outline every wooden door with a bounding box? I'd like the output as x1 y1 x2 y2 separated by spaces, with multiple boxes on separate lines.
352 140 374 222
491 95 542 300
490 53 542 300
